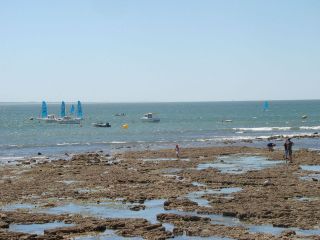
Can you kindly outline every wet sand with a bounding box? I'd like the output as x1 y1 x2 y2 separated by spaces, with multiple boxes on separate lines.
0 146 320 239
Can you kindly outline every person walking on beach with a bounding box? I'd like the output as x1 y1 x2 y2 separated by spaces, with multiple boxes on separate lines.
287 138 294 163
284 138 294 163
175 144 180 158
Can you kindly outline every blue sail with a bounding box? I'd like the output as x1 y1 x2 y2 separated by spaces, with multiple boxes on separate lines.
77 101 83 119
70 104 75 115
263 101 269 111
60 101 66 117
41 101 48 118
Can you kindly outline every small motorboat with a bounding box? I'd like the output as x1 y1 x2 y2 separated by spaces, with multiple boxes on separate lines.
141 113 160 122
115 113 126 117
93 122 111 128
302 115 308 119
223 119 233 123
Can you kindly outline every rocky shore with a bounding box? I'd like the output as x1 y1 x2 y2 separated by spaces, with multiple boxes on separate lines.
0 146 319 239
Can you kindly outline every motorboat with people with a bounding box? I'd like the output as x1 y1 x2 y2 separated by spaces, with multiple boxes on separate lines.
92 122 111 128
57 101 81 124
141 113 160 122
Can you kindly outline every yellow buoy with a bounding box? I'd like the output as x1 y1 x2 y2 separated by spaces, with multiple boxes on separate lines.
122 124 128 129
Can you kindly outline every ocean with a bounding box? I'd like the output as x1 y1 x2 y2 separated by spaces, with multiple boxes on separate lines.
0 100 320 162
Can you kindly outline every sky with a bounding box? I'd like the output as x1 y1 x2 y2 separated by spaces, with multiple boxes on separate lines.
0 0 319 102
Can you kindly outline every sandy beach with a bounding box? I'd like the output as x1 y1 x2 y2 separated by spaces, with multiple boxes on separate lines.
0 146 319 239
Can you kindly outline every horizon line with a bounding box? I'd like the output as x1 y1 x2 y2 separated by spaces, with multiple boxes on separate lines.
0 99 320 104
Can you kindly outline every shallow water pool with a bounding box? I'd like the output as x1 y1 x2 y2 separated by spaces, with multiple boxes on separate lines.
8 221 74 235
197 155 283 174
300 165 320 172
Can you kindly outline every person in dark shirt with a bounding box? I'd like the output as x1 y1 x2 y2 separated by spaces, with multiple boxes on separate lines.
287 138 294 163
175 144 180 158
284 138 294 163
267 142 276 151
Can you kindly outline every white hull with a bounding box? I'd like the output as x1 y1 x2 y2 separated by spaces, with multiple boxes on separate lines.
57 116 81 124
58 119 81 124
45 119 58 123
141 117 160 122
37 116 58 123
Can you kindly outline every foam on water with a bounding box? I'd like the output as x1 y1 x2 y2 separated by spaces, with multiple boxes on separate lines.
232 127 292 132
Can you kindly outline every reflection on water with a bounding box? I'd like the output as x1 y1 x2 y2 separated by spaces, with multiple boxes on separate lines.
300 165 320 172
8 221 74 235
197 155 283 174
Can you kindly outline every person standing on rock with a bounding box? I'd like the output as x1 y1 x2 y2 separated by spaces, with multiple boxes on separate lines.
175 144 180 158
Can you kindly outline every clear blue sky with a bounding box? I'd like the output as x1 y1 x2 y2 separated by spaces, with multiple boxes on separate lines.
0 0 319 102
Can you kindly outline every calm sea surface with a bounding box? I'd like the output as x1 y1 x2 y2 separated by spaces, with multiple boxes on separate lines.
1 101 320 161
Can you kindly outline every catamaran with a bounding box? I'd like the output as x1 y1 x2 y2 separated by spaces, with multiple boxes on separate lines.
57 101 83 124
37 101 58 123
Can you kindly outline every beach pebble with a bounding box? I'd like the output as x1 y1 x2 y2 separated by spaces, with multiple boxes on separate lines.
130 204 146 211
0 221 9 228
42 202 57 208
263 179 272 186
280 230 296 237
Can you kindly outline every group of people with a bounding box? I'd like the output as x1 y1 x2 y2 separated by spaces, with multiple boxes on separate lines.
267 138 294 163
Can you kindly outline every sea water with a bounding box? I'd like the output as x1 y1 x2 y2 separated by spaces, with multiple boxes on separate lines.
1 100 320 161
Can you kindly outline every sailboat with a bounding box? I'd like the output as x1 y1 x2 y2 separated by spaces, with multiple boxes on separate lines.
37 101 57 123
76 101 83 120
70 104 75 115
61 101 66 118
57 101 81 124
